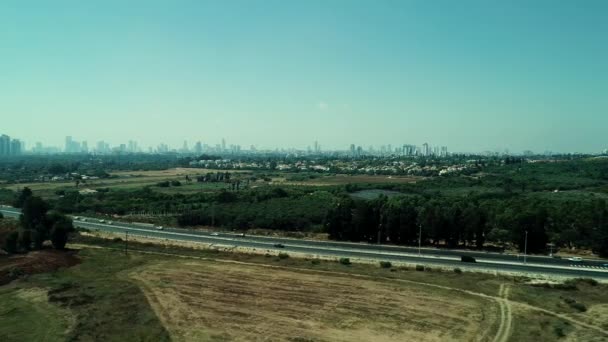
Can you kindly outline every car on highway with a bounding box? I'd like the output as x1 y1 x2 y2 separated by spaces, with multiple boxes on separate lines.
461 255 476 263
99 219 105 223
567 257 583 262
74 216 80 220
155 226 164 230
211 232 220 236
237 233 245 237
274 243 285 248
107 221 113 225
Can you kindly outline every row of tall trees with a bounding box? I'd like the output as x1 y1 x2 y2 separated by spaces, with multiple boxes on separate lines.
325 194 608 256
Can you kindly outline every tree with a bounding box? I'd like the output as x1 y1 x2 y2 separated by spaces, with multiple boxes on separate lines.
20 196 49 231
18 229 31 251
13 187 33 208
0 211 3 220
3 231 18 253
50 219 73 250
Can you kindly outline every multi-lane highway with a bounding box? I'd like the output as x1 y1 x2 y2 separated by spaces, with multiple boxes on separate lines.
2 206 608 279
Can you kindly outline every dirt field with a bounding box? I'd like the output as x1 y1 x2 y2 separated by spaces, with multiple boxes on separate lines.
0 249 80 285
131 260 498 342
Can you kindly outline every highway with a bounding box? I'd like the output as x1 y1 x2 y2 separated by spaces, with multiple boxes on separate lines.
2 206 608 279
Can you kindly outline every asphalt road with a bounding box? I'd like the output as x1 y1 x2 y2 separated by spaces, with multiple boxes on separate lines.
2 206 608 279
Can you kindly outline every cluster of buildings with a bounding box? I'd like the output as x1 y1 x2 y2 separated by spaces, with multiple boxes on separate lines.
188 157 474 176
348 142 448 157
0 134 23 157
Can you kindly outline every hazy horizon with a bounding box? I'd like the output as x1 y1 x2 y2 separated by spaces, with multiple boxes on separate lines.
2 1 607 153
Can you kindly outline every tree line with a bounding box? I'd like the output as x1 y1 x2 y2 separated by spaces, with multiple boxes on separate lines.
1 188 74 253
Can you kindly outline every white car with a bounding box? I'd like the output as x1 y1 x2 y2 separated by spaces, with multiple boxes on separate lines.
99 219 105 223
107 221 113 225
567 257 583 262
156 226 164 230
211 232 220 236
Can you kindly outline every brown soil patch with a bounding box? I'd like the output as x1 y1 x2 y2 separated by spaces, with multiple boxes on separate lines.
131 260 497 342
0 249 80 285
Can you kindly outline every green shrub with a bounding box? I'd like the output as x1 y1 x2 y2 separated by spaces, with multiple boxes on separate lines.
454 267 463 274
379 261 392 268
570 302 587 312
415 264 425 271
8 267 24 279
311 259 321 265
575 278 598 286
339 258 351 265
278 253 289 259
112 237 123 243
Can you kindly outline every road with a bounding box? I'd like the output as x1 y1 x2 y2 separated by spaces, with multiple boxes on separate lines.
2 206 608 279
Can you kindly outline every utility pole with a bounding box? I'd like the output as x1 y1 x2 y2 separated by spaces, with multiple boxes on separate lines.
418 224 422 256
524 230 528 264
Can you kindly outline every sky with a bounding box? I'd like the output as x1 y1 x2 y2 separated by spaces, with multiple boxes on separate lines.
1 0 607 153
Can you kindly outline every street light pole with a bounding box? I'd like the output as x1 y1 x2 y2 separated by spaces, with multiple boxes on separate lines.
524 230 528 264
418 224 422 256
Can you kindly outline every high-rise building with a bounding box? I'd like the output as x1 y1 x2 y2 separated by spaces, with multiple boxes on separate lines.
194 141 203 154
65 136 73 153
422 143 430 156
349 144 356 156
0 134 10 156
10 139 22 155
221 138 226 152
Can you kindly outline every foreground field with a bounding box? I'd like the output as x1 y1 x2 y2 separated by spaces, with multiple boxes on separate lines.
132 260 496 342
1 240 608 341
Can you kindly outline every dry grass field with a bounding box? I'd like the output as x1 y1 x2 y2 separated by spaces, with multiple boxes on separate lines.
131 259 498 342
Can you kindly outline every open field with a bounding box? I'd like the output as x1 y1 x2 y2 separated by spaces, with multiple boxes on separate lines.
132 259 497 342
2 237 608 341
279 174 421 186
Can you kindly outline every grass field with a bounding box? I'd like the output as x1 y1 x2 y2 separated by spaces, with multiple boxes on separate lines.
279 174 420 186
2 237 608 341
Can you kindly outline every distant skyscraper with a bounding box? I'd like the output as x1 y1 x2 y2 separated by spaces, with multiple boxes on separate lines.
194 141 203 154
0 134 10 156
350 144 356 156
422 143 430 156
221 138 226 152
65 136 73 153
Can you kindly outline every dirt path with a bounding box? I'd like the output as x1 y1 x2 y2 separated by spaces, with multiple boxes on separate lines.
492 284 512 342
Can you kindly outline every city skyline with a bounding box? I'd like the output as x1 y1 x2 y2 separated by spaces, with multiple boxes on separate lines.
1 1 607 153
2 132 607 157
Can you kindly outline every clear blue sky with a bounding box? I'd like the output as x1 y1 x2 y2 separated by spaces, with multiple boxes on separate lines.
1 0 607 153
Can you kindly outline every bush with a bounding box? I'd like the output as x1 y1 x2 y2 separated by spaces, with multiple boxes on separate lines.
171 180 182 187
454 267 463 274
278 252 289 259
379 261 392 268
339 258 351 265
8 267 24 279
415 264 425 271
3 231 18 253
575 278 598 287
50 222 70 249
570 302 587 312
311 259 321 265
112 237 123 243
0 211 3 219
156 181 170 187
